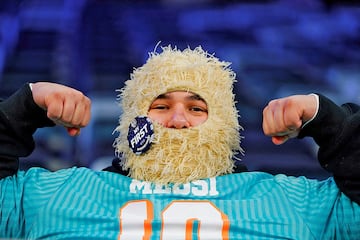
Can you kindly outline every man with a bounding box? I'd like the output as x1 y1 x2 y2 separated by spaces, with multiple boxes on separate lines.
0 46 359 239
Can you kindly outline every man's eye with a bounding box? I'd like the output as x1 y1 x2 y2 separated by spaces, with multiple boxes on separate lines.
152 105 168 110
190 106 207 112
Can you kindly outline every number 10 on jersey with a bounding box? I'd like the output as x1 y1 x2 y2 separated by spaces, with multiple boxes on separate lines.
119 200 229 239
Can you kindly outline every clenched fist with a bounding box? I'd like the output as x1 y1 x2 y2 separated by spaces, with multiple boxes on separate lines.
31 82 91 136
262 94 318 145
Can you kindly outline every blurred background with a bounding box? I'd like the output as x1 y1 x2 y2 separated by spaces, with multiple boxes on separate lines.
0 0 359 179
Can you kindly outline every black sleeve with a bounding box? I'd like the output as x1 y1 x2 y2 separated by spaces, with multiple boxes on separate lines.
0 84 55 178
298 94 360 204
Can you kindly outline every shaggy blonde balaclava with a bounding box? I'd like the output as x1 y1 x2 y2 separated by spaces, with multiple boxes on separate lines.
113 45 243 184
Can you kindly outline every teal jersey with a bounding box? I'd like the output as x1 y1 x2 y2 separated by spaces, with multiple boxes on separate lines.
1 167 360 239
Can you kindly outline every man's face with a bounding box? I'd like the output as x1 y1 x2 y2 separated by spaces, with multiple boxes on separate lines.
147 91 208 128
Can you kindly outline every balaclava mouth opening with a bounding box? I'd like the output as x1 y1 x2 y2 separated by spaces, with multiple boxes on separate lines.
113 45 243 184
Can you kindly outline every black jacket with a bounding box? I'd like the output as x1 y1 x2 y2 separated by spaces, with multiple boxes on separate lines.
298 95 360 204
1 84 360 203
0 84 54 177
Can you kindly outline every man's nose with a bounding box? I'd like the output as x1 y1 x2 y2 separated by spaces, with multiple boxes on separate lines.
167 108 190 129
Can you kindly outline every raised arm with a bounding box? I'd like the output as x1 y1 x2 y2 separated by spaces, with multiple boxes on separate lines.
263 93 360 204
298 94 360 204
0 82 91 178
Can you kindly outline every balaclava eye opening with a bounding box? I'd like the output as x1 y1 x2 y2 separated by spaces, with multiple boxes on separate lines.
113 45 243 184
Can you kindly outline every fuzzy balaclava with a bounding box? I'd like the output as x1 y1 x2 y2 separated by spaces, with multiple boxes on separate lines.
113 45 243 184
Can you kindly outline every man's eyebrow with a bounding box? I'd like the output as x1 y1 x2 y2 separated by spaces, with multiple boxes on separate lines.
154 92 206 102
155 93 168 99
187 93 206 102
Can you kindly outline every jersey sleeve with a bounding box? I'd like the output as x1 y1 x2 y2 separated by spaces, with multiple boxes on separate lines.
274 174 360 239
0 173 26 238
0 167 79 239
298 94 360 205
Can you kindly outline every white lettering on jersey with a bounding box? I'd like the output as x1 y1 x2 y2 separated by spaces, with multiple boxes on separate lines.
129 178 219 197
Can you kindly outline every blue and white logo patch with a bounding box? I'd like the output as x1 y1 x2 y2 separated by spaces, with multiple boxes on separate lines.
127 116 154 155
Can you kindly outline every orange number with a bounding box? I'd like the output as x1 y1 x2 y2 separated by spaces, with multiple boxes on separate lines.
119 200 229 239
